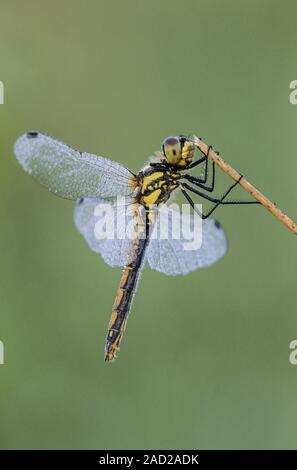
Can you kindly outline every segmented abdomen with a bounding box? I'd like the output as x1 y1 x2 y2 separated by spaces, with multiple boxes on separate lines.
104 220 149 362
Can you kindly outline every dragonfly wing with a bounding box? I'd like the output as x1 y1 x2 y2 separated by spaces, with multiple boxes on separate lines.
146 205 227 275
14 132 136 200
74 197 143 267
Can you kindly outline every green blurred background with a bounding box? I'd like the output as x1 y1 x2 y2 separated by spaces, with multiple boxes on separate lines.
0 0 297 450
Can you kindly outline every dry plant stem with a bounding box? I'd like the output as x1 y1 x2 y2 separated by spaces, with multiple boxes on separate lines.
193 136 297 235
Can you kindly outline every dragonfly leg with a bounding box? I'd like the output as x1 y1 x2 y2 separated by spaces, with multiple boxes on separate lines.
187 143 212 183
149 162 169 170
180 177 260 219
185 144 218 191
183 159 215 192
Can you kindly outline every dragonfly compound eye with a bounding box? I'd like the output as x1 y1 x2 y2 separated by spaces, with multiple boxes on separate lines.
162 136 182 165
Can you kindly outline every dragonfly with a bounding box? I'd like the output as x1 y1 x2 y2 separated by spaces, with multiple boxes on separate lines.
14 132 258 361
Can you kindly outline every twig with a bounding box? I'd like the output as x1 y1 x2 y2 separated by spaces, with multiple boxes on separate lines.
193 135 297 235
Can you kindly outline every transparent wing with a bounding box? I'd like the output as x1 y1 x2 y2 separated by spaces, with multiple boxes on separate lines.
14 132 135 200
74 197 143 267
146 205 227 275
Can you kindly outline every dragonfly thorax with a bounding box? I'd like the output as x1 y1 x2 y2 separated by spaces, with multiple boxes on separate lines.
138 167 180 208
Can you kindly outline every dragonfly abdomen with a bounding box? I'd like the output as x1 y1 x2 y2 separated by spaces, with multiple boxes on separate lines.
104 222 149 362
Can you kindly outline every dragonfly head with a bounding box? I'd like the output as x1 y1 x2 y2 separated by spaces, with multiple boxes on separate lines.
162 135 195 167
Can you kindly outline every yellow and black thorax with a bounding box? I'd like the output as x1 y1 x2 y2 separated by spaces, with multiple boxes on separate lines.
137 166 181 208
